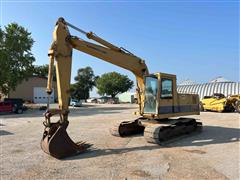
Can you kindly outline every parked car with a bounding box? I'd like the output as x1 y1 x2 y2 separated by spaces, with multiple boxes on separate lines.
4 98 25 114
0 99 24 114
0 102 14 113
86 98 98 103
70 99 82 107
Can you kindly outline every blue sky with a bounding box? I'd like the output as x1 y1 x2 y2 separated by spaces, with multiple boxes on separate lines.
1 1 239 93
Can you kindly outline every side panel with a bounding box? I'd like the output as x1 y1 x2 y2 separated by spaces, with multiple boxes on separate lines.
158 94 199 115
175 93 200 113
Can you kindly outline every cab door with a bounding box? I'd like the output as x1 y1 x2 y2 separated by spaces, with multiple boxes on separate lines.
143 76 158 114
159 77 174 114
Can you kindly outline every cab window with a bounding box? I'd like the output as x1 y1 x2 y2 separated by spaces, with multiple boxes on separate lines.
144 76 158 113
161 78 173 99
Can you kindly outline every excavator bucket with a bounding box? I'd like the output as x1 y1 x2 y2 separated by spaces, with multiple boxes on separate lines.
41 121 91 159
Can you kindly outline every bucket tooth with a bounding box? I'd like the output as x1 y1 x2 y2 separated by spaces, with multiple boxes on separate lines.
41 121 91 159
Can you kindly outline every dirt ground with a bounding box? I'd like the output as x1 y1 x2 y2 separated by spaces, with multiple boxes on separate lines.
0 103 239 180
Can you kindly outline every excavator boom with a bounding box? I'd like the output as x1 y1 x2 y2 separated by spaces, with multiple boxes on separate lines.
47 18 148 115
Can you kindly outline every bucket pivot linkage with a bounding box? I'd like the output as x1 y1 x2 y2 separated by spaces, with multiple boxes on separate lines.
41 110 92 159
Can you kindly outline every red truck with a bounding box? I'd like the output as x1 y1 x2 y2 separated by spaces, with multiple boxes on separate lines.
0 98 24 114
0 102 13 113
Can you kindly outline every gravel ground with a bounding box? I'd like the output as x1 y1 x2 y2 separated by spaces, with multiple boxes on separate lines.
0 103 239 180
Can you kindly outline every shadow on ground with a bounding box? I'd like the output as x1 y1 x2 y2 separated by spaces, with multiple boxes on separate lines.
65 145 160 161
0 130 14 136
167 125 240 147
64 125 239 160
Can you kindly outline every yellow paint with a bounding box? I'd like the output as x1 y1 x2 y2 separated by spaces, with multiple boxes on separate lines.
201 94 239 112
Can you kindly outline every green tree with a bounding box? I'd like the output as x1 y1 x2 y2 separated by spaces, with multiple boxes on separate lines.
33 64 56 80
70 67 96 101
96 72 134 98
33 64 49 77
0 23 35 95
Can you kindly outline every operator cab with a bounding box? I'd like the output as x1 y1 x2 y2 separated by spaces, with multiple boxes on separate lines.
143 73 177 115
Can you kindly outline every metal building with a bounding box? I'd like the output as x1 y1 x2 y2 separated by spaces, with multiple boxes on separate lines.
117 92 135 103
177 77 240 99
7 76 58 103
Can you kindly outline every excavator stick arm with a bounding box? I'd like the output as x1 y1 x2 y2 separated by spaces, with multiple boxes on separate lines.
41 20 92 159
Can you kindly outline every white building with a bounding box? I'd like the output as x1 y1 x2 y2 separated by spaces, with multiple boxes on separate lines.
177 77 239 99
117 92 135 103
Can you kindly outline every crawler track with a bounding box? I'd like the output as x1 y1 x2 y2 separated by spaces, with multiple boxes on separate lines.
144 118 202 145
110 119 145 137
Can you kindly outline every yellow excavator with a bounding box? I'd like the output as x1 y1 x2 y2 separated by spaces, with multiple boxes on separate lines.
41 18 202 159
